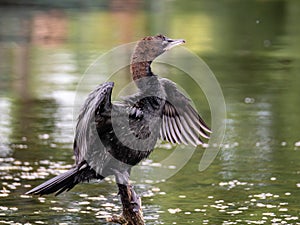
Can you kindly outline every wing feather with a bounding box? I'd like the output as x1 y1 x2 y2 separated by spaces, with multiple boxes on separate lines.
74 82 114 164
159 78 211 146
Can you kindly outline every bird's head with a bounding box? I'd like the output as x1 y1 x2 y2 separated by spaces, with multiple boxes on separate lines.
131 34 185 63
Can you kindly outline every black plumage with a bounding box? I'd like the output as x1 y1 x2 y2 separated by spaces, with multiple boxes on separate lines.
26 34 211 196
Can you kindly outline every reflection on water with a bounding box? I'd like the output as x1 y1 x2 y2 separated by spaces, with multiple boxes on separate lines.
1 0 300 224
31 10 67 46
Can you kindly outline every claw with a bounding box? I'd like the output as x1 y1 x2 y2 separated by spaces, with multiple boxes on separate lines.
130 186 141 212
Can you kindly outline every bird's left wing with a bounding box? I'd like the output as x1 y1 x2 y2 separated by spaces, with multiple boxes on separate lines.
159 79 211 147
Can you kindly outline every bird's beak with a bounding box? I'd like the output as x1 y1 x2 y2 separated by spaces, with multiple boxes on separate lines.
163 38 186 51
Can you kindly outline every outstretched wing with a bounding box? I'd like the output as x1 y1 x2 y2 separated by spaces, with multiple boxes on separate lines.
74 82 114 164
159 78 211 146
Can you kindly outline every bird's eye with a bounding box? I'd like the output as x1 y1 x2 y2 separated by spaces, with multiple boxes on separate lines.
162 40 168 46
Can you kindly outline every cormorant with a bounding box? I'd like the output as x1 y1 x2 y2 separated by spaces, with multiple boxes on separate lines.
26 34 211 203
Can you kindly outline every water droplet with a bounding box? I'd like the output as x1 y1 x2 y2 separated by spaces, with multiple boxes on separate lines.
281 141 287 146
67 208 80 213
0 193 8 197
22 137 27 141
38 134 50 140
151 187 160 192
279 208 288 212
101 202 115 208
78 201 90 206
87 196 107 201
20 194 32 199
227 210 242 215
79 193 88 198
50 207 64 212
0 206 8 211
294 141 300 147
244 97 255 104
256 203 265 207
266 204 276 208
264 40 271 48
168 208 181 214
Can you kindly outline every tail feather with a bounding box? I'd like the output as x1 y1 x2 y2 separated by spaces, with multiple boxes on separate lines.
26 168 79 196
26 163 103 196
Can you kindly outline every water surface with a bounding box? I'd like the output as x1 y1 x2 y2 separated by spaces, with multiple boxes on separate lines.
0 1 300 224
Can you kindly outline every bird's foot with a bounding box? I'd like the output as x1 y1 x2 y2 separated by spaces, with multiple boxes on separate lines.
130 186 141 213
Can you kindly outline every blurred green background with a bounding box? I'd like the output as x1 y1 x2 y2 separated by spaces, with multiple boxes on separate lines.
0 0 300 224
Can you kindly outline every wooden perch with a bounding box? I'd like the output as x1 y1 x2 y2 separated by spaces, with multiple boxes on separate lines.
107 184 144 225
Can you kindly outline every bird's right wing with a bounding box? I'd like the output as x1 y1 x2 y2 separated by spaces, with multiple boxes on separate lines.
159 78 211 147
74 82 114 165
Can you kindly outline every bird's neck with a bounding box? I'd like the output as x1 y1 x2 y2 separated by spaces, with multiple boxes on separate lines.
130 59 163 97
130 60 154 81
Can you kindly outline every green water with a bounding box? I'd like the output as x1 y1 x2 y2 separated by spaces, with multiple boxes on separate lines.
1 1 300 224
